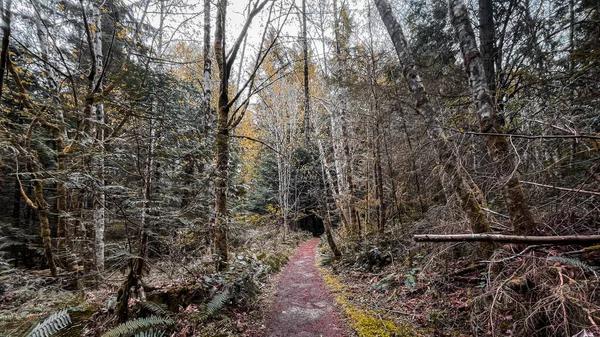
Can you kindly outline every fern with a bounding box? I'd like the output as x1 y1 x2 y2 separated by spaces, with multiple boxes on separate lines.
133 329 165 337
319 252 332 266
139 301 171 317
101 316 174 337
27 309 72 337
207 290 231 315
547 256 599 274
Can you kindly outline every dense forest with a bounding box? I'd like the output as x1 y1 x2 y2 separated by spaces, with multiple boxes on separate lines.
0 0 599 336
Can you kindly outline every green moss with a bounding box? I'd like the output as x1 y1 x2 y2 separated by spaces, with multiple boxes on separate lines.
318 259 421 337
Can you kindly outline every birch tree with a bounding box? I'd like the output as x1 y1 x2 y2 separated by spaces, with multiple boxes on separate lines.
80 0 107 271
448 0 538 235
330 0 360 238
373 0 493 235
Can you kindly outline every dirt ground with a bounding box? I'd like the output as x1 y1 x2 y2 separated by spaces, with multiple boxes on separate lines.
262 238 351 337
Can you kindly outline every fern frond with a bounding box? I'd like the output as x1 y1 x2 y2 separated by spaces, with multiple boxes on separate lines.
319 252 331 267
547 256 599 274
139 301 171 317
26 309 72 337
101 316 174 337
134 328 165 337
207 290 231 315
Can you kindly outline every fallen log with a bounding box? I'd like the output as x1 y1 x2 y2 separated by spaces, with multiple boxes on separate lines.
413 234 600 245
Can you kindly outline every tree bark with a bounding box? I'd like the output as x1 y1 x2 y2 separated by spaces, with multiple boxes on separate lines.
448 0 537 235
373 0 493 236
33 176 57 277
7 56 58 276
332 0 359 238
18 159 58 277
367 6 386 233
203 0 211 109
12 177 21 227
302 0 310 146
414 234 600 245
0 0 11 95
315 118 349 230
478 0 496 95
92 0 105 271
317 128 341 257
213 0 229 272
80 0 106 271
33 0 71 265
212 0 269 271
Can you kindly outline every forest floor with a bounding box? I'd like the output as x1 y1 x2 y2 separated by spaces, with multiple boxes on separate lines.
259 238 352 337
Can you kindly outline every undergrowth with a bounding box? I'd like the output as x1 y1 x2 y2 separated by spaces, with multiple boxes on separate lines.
471 248 600 336
317 246 424 337
319 204 600 337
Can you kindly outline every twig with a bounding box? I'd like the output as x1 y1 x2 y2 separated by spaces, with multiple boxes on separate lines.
482 245 541 264
482 208 510 219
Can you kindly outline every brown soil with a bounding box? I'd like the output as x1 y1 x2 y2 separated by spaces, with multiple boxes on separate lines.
263 238 351 337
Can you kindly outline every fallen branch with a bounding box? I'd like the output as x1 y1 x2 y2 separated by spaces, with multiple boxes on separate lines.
413 234 600 245
521 181 600 196
449 128 600 140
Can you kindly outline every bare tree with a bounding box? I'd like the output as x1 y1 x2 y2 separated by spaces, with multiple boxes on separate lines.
448 0 538 235
301 0 310 146
330 0 360 239
373 0 493 236
213 0 274 271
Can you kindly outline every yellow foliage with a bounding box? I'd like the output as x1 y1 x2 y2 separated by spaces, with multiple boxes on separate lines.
236 109 262 184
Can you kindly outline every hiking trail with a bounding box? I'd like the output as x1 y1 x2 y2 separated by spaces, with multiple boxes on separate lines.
263 238 351 337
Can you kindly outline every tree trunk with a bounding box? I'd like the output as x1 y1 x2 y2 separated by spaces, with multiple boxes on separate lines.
448 0 537 235
302 0 310 146
203 0 211 109
33 0 71 263
374 120 385 233
315 121 349 230
366 9 386 234
324 209 341 258
213 0 230 271
317 132 341 258
7 54 59 276
0 0 11 95
213 104 230 272
332 0 358 238
92 0 105 271
56 140 68 258
27 161 58 277
211 0 269 270
12 177 21 227
478 0 496 95
373 0 493 236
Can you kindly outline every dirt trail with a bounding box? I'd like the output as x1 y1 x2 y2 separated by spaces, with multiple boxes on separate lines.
264 238 350 337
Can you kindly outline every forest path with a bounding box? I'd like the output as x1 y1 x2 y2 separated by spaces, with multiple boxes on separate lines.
263 238 351 337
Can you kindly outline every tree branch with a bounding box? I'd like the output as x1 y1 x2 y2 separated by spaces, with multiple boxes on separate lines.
230 134 279 154
225 0 270 73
